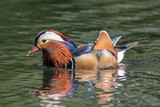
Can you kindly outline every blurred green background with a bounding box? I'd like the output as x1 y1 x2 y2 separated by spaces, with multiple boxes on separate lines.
0 0 160 107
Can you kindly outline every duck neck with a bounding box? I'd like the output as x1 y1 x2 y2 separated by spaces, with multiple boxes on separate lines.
42 41 73 68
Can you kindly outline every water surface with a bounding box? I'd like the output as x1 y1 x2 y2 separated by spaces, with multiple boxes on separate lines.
0 0 160 106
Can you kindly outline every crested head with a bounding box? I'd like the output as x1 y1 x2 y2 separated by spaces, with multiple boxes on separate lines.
34 30 67 46
29 30 77 68
34 30 77 49
29 30 78 54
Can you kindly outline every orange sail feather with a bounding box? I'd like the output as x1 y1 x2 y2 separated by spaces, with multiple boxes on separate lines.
94 31 117 59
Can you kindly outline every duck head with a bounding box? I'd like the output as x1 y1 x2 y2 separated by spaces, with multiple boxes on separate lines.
29 30 78 68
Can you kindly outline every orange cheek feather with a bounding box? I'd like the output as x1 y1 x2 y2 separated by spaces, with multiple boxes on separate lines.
38 42 48 49
38 41 73 68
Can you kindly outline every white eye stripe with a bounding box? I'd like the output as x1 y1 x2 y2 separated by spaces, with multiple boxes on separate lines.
40 31 64 42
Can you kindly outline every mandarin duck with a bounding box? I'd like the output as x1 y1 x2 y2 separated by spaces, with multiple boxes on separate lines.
29 30 138 70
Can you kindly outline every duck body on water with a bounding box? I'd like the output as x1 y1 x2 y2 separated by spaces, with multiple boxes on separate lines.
29 30 138 70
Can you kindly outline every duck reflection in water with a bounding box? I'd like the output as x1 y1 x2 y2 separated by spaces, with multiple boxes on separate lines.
77 64 126 106
30 65 126 107
38 69 77 106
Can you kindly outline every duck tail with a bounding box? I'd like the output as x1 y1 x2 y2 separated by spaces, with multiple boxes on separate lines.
112 36 122 46
117 42 139 52
117 42 138 63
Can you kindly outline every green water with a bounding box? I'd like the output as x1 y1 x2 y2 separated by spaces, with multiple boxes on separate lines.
0 0 160 107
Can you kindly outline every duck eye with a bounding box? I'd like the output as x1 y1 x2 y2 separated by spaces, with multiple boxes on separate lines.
42 39 47 43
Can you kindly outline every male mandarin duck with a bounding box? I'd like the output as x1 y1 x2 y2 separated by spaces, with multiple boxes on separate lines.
29 30 138 70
